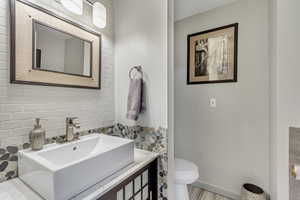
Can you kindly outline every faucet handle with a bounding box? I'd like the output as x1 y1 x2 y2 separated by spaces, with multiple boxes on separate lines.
67 117 80 129
66 117 78 124
74 122 80 129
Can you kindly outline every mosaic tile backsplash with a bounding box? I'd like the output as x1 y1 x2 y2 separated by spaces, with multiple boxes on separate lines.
0 123 168 200
95 124 168 200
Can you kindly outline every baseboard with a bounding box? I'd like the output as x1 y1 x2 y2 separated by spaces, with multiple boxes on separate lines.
192 180 240 200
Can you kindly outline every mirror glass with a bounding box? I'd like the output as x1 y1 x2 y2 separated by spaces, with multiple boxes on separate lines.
33 21 92 77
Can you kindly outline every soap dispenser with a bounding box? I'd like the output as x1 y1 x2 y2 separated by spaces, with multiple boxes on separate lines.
29 118 46 151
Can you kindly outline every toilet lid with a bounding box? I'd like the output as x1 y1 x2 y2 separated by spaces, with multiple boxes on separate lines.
175 158 199 184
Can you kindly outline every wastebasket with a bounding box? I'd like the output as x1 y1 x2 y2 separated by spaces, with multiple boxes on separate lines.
241 183 266 200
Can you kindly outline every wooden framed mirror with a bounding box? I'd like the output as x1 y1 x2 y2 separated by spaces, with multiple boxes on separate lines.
10 0 102 89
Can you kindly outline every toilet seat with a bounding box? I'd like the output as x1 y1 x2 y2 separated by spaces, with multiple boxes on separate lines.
175 158 199 184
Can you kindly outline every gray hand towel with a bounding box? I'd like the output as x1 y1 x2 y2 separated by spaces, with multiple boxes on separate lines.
127 77 145 121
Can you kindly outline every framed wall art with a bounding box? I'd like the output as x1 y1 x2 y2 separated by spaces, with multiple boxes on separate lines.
187 23 238 84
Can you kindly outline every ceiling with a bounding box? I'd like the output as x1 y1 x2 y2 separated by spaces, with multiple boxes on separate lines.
174 0 240 21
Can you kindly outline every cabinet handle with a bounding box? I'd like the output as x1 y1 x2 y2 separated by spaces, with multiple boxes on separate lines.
150 191 152 200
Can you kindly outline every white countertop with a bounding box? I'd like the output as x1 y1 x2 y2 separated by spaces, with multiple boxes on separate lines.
0 149 159 200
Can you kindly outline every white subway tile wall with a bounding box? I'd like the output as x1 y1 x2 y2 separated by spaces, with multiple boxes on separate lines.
0 0 115 147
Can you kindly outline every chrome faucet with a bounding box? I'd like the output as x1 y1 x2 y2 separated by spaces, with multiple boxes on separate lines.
65 117 80 142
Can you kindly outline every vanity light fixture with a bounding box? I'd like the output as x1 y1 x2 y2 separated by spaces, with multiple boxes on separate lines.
93 2 107 29
60 0 107 29
61 0 83 15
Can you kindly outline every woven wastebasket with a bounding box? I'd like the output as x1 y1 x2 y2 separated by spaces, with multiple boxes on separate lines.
241 183 266 200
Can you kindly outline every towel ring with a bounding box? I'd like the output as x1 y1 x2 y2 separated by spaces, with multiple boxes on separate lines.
129 66 143 79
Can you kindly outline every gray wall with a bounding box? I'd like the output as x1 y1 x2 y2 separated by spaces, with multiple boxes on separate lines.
114 0 168 128
174 0 270 196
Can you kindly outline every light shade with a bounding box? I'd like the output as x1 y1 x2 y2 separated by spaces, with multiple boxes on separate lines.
93 2 106 29
61 0 83 15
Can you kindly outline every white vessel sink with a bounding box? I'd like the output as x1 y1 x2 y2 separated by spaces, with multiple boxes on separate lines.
18 134 134 200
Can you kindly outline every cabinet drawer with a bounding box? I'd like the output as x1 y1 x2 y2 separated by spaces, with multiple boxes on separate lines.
98 158 158 200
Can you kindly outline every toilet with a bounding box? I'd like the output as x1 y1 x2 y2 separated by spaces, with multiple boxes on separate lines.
175 158 199 200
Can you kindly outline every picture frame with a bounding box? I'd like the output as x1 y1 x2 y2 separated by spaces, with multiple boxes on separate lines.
10 0 102 89
187 23 238 84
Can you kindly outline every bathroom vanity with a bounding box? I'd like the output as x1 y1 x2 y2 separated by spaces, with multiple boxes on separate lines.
19 134 135 200
96 157 157 200
0 149 158 200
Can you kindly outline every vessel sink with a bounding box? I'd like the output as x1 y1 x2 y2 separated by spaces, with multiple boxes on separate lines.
18 134 134 200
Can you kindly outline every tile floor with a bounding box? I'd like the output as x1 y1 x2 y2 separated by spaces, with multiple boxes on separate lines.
188 185 231 200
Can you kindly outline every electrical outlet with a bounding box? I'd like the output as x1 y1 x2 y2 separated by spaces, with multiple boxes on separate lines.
210 98 216 108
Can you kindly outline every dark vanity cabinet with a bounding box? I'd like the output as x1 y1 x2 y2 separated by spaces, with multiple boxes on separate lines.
98 159 158 200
